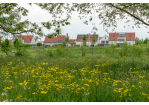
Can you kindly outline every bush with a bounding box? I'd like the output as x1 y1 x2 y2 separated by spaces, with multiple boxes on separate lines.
1 39 11 56
118 42 130 57
55 45 64 56
15 47 30 57
64 46 74 57
130 45 143 57
13 38 30 57
46 48 54 57
37 43 42 46
22 44 31 47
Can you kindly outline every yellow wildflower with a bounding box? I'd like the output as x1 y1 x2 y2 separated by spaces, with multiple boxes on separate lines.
41 91 48 94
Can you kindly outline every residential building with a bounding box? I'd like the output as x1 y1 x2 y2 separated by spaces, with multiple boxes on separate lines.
69 39 77 46
0 36 5 41
109 32 135 46
98 35 109 46
12 35 37 46
9 40 12 43
44 35 65 46
76 33 99 46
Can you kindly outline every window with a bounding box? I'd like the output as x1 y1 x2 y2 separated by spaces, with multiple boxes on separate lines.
113 34 115 37
58 40 61 42
129 38 131 41
101 41 105 43
129 33 131 37
27 40 29 42
105 37 106 39
113 38 115 41
106 41 108 43
119 34 125 36
118 39 124 41
79 39 80 41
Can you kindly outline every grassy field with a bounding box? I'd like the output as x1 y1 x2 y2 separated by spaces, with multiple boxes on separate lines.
0 44 149 102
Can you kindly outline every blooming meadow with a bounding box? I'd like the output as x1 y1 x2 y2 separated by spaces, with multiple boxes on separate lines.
0 51 149 102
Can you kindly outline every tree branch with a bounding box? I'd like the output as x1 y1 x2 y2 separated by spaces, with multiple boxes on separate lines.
108 3 149 27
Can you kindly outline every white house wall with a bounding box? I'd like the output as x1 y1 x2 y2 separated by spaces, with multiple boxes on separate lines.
76 42 83 46
109 41 135 45
98 35 109 44
76 41 98 46
31 36 37 44
44 42 62 46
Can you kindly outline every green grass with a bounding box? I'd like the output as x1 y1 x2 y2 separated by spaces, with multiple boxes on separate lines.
0 45 149 102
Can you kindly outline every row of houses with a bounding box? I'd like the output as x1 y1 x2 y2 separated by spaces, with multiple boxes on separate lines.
43 32 135 46
0 32 135 47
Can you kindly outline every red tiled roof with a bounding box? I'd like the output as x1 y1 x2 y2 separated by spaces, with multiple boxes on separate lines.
44 35 65 43
9 40 12 43
0 36 3 40
23 35 33 43
70 39 77 42
13 35 34 43
76 34 98 42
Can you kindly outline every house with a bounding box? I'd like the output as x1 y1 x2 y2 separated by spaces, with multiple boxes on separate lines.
109 32 135 46
44 35 65 46
99 37 102 41
12 35 37 46
67 39 77 47
9 40 12 43
0 36 5 41
98 35 109 46
76 33 99 46
37 41 44 45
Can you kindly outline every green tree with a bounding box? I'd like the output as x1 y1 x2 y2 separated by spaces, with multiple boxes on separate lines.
13 38 29 56
91 33 96 46
82 35 87 46
2 3 149 40
135 37 140 45
37 42 42 46
63 33 70 47
144 38 148 44
0 3 71 38
1 39 11 56
13 38 20 48
37 3 149 33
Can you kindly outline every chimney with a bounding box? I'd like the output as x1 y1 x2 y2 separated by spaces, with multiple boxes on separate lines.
89 33 90 37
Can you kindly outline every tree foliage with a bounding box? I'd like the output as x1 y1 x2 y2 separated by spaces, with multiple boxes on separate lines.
144 38 149 44
36 3 149 33
1 3 149 38
91 33 96 46
37 42 42 46
63 33 70 46
0 3 71 37
82 35 87 46
1 39 11 55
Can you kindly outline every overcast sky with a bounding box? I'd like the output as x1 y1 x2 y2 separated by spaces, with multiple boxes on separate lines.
6 2 149 41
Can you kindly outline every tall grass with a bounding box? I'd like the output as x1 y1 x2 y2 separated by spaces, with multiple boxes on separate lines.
0 45 149 102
